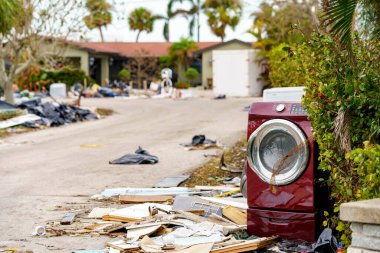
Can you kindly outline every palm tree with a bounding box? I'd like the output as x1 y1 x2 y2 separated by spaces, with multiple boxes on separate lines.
323 0 380 48
0 0 23 34
83 0 112 42
128 8 160 42
164 0 200 42
203 0 243 42
168 38 198 81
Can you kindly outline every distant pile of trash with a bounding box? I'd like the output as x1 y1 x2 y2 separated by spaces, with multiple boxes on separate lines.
0 97 98 130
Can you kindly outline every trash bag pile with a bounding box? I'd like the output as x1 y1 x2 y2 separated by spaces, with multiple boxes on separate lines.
18 97 97 128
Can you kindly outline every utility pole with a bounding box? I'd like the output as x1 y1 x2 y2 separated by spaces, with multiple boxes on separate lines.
197 0 200 42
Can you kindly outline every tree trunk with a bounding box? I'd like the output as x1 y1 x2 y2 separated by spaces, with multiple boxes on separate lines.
197 0 200 42
4 81 14 104
99 26 105 42
136 31 141 42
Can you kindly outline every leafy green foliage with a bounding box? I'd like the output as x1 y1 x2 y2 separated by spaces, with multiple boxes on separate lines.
128 7 161 42
168 38 198 81
289 34 380 245
203 0 242 42
267 43 305 87
49 67 94 88
0 0 23 34
83 0 112 42
118 68 130 82
185 67 199 81
250 1 317 56
175 80 190 89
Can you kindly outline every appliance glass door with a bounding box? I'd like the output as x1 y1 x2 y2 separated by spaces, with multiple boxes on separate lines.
247 119 309 185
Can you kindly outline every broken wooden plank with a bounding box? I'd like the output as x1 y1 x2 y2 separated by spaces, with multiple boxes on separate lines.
210 236 279 253
60 212 76 225
154 175 189 188
222 206 247 225
106 240 139 251
119 194 172 204
0 114 40 129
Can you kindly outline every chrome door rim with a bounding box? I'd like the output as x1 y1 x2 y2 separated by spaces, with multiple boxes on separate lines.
247 119 309 185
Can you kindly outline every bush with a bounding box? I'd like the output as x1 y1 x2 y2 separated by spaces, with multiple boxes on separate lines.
118 68 131 82
50 67 94 87
295 34 380 245
175 80 190 89
267 43 305 87
185 67 199 82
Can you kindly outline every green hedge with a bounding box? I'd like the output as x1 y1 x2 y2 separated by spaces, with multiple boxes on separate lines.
269 34 380 245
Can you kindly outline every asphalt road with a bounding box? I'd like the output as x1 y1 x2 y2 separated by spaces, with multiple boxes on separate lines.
0 96 260 252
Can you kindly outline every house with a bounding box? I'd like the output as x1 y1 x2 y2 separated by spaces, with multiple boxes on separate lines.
61 41 218 86
194 39 253 88
59 39 253 88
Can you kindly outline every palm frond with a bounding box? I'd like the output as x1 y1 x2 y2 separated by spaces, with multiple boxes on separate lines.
323 0 359 48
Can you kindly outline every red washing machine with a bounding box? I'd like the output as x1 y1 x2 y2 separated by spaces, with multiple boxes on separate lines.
246 102 326 242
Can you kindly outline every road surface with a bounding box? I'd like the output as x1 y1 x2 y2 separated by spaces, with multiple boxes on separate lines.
0 96 260 252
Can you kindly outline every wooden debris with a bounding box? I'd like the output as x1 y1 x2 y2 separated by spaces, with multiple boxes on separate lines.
222 206 247 225
211 236 279 253
106 240 139 251
119 194 172 204
87 208 117 218
102 215 139 223
60 212 76 225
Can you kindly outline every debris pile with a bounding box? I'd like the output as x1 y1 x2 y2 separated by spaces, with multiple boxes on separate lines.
0 97 98 130
43 185 280 253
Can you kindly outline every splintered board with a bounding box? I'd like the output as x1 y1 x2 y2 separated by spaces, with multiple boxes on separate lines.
222 206 247 225
211 236 279 253
119 194 172 203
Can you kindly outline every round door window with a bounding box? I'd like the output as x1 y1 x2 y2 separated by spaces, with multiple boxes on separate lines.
247 119 309 185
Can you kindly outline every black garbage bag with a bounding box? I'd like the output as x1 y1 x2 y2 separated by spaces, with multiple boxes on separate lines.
182 134 217 147
109 147 159 165
312 228 338 253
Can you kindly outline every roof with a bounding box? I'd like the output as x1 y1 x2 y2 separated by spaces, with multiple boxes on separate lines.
72 41 220 57
194 39 252 54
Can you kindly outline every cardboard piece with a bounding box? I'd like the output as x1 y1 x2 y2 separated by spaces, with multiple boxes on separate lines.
87 208 117 218
222 206 247 225
119 194 172 204
154 176 189 188
126 225 163 239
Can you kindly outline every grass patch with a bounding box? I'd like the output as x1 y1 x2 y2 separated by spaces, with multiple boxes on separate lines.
0 110 24 121
0 126 34 137
96 108 114 116
181 137 247 187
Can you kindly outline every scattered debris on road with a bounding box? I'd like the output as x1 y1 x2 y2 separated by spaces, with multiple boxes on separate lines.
109 147 159 165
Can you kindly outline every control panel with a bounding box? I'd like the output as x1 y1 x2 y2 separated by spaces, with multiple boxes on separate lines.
290 104 308 114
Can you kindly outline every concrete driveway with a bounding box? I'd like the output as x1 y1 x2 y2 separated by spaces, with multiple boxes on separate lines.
0 96 260 252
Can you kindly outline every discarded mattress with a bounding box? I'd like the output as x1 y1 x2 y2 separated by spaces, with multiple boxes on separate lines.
109 146 158 165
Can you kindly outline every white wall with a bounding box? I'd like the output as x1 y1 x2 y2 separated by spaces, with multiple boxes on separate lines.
212 49 264 97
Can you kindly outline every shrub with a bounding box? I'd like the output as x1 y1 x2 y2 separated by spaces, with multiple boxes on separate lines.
50 67 94 87
267 43 305 87
118 68 131 82
296 34 380 245
185 67 199 82
175 80 190 89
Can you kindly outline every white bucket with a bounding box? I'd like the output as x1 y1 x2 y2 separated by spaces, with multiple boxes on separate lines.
50 83 66 98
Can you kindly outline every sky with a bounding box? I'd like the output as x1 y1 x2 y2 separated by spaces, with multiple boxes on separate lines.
84 0 265 43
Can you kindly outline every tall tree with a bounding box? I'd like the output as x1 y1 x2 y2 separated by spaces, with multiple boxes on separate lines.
322 0 380 48
0 0 83 103
168 38 198 81
163 0 199 42
249 1 318 54
203 0 242 42
83 0 112 42
128 8 160 42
